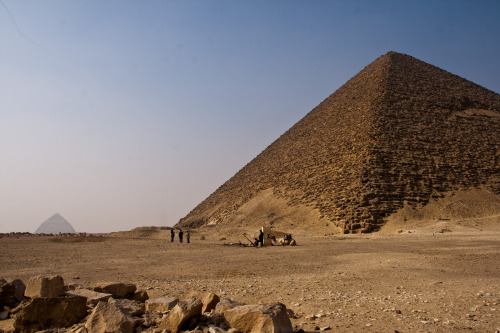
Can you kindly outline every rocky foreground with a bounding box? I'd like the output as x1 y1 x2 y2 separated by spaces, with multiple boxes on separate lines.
1 229 499 332
1 275 300 333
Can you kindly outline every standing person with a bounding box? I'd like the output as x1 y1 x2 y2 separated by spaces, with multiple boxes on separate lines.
258 229 264 247
186 230 190 244
170 229 175 243
179 229 184 243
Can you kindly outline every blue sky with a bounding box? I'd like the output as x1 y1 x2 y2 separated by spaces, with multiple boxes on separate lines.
1 0 499 233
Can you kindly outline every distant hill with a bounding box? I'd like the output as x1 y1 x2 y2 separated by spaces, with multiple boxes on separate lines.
176 51 500 234
35 213 76 234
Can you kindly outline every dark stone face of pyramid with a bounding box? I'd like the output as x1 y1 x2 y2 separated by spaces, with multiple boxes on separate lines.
177 51 500 233
35 213 76 234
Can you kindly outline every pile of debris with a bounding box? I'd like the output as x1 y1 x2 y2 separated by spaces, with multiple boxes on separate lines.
0 275 296 333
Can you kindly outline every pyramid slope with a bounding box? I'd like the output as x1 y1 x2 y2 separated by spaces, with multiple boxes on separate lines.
177 51 500 233
35 213 76 234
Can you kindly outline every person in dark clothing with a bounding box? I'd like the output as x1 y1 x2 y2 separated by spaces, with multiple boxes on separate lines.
170 229 175 242
179 229 184 243
186 230 190 243
258 229 264 246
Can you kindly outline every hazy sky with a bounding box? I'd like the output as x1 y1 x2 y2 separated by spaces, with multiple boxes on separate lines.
1 1 499 233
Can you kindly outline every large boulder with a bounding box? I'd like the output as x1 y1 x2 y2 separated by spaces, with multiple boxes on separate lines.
67 288 112 306
145 296 179 312
85 300 138 333
93 282 136 299
25 275 65 298
13 295 88 333
201 292 220 313
223 303 293 333
158 296 203 333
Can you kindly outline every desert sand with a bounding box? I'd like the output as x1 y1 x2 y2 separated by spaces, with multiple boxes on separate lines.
1 213 499 332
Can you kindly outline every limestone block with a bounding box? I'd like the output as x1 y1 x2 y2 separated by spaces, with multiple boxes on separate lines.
201 292 220 313
158 296 203 333
145 296 179 312
13 295 87 333
109 298 145 317
223 303 293 333
25 275 65 298
67 288 112 306
93 282 136 299
85 300 138 333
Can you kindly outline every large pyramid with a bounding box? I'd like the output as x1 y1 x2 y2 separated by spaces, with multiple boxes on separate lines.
177 51 500 233
35 213 76 234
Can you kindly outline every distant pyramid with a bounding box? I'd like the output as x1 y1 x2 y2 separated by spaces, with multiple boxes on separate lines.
35 213 76 234
177 51 500 233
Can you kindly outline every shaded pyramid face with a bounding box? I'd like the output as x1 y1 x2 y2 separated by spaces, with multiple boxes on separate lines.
35 213 76 234
177 51 500 233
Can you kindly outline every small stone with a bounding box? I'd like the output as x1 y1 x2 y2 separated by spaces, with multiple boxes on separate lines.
9 279 26 302
93 282 137 299
214 298 245 314
0 310 9 320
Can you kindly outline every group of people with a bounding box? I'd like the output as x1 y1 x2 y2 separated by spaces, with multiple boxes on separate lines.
170 228 190 243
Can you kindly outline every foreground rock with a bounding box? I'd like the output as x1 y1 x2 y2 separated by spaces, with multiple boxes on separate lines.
13 295 87 332
25 275 65 298
131 290 149 302
145 296 179 312
158 296 203 333
201 292 220 313
93 282 137 299
85 300 139 333
67 288 112 305
10 279 26 302
110 298 145 317
224 303 293 333
215 298 245 314
2 274 298 333
0 278 17 308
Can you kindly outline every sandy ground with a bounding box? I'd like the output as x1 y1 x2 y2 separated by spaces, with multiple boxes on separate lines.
1 221 499 332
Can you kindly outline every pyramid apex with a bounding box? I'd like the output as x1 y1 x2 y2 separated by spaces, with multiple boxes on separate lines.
35 213 76 234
